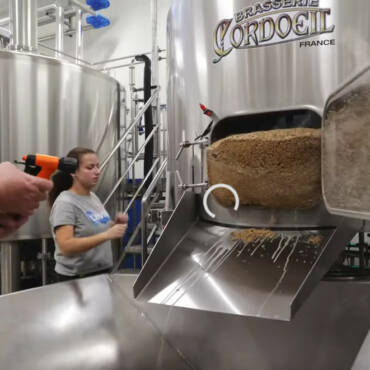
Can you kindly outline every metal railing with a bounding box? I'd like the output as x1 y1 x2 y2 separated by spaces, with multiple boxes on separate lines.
141 159 167 263
99 85 166 271
100 87 160 172
111 158 167 273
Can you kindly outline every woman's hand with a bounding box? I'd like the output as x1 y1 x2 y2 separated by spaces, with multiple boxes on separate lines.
104 223 127 240
114 212 129 225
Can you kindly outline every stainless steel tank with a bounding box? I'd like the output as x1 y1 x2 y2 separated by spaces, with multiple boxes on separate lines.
166 0 370 207
0 50 120 240
135 0 370 322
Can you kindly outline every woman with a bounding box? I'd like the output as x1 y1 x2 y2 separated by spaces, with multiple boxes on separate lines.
49 147 127 281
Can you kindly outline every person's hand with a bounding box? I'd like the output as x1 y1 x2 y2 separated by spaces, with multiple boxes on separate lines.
114 212 128 225
0 162 53 215
0 212 30 239
104 223 127 240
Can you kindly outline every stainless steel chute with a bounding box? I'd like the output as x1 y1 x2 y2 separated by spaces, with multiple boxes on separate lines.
134 191 361 321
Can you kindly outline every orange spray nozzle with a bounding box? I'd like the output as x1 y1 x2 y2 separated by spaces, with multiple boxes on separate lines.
22 154 78 179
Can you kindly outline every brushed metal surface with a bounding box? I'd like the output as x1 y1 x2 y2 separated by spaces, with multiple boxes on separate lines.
134 191 361 320
142 277 370 370
167 0 370 212
201 193 339 229
0 50 119 240
0 273 368 370
0 274 193 370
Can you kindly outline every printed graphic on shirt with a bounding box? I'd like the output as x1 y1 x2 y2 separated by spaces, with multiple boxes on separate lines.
85 210 110 225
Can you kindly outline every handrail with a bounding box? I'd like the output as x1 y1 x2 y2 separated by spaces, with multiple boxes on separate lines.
100 87 160 171
142 159 167 206
141 159 167 263
124 158 160 213
111 160 166 272
100 61 143 72
103 125 159 206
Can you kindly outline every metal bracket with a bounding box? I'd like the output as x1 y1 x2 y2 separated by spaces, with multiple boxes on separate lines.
175 138 208 160
178 182 208 190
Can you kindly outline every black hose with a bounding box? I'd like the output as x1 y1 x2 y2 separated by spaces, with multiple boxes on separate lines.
135 54 153 187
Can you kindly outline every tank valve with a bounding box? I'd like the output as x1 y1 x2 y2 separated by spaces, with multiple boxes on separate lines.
175 139 208 160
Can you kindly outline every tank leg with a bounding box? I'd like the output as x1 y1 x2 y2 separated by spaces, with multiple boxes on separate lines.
1 242 20 294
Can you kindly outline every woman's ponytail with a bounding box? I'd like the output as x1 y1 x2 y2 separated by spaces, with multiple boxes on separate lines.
48 147 95 207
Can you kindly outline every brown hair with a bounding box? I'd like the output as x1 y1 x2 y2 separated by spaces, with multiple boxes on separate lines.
48 147 95 207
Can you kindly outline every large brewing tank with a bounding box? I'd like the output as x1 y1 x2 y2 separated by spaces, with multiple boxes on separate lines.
167 0 370 211
134 0 370 321
0 50 120 240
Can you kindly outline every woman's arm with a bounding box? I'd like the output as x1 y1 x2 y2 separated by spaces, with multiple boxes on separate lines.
56 223 127 257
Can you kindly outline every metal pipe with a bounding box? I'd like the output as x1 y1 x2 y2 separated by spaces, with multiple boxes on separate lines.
146 224 158 247
9 0 38 52
124 158 160 213
74 7 83 61
200 142 205 183
120 86 128 199
142 160 167 206
0 26 10 39
112 185 162 272
38 24 93 43
0 6 74 27
151 0 160 187
38 42 91 65
111 217 142 273
178 182 208 190
151 0 159 88
101 61 143 72
100 87 160 171
70 0 96 16
1 242 20 294
93 50 165 66
129 64 137 194
141 160 167 263
55 3 64 57
0 17 9 26
103 125 159 206
41 239 47 285
38 3 57 14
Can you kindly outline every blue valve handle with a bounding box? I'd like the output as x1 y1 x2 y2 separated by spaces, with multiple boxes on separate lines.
86 0 110 11
86 14 110 29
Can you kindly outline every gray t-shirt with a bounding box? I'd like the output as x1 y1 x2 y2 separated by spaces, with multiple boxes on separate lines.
50 190 113 276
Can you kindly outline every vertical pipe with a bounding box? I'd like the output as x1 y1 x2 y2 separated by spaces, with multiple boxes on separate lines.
55 3 64 58
41 239 47 285
132 90 138 270
151 0 160 179
74 8 83 61
121 86 128 210
150 0 159 88
9 0 38 52
1 242 20 294
200 142 204 184
129 64 136 185
359 230 365 275
141 202 148 264
129 64 138 268
116 85 122 213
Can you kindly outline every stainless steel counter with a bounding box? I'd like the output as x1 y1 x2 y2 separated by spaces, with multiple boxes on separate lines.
0 274 193 370
0 274 369 369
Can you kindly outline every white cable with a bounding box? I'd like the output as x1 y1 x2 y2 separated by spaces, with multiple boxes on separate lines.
203 184 240 218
